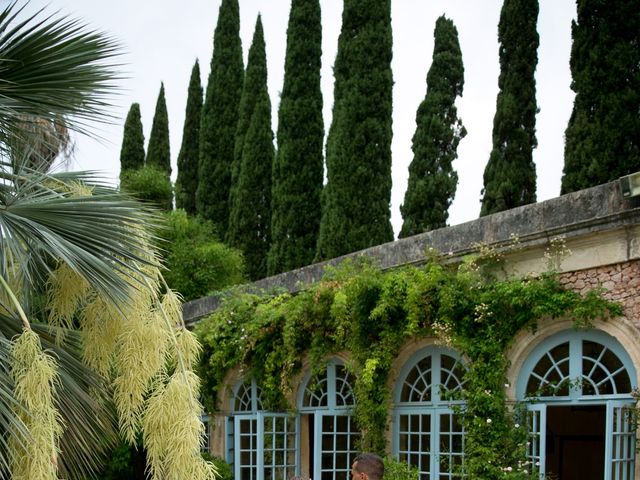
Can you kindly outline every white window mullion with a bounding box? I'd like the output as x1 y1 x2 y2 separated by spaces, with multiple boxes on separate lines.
526 403 546 478
606 400 636 480
257 412 265 480
432 410 440 478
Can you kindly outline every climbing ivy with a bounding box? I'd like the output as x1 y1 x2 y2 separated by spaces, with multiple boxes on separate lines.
195 244 621 479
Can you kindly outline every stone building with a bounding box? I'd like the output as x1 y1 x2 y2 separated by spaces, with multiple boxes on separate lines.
185 179 640 480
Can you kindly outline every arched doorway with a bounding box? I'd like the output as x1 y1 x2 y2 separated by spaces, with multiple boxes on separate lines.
392 345 467 479
228 379 297 480
517 330 637 480
297 360 360 480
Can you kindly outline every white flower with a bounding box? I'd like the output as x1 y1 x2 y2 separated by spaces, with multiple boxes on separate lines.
486 418 492 424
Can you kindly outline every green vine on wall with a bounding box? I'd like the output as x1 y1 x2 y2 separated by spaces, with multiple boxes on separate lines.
195 244 621 479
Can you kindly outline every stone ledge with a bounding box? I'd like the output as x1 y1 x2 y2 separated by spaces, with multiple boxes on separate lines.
183 180 640 325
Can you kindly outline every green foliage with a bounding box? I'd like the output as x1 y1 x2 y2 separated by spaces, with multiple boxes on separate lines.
399 16 466 238
383 457 419 480
561 0 640 193
176 60 203 215
120 165 173 211
197 0 244 236
480 0 539 216
227 16 274 281
162 209 245 301
268 0 324 275
119 103 145 177
100 439 147 480
201 453 233 480
196 247 621 476
316 0 394 261
146 82 171 176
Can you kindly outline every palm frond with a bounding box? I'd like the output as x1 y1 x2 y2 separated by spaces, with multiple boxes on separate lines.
0 166 162 309
0 1 122 144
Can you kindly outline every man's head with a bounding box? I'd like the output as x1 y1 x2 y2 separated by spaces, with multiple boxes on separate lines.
351 453 384 480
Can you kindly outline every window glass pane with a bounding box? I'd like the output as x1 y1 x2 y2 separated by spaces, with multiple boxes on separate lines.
440 355 467 397
401 356 432 403
304 372 329 407
236 382 253 411
335 365 356 406
526 342 570 396
582 341 631 396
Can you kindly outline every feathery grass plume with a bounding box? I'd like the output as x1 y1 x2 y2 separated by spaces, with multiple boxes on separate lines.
9 329 63 480
174 328 201 371
161 288 183 327
47 261 91 331
161 288 201 370
79 294 124 376
113 307 171 443
142 371 216 480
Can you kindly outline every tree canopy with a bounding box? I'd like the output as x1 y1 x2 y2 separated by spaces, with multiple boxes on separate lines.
196 0 244 236
399 15 466 238
316 0 394 261
480 0 539 216
226 16 274 281
561 0 640 193
175 60 203 215
268 0 324 275
145 82 171 176
118 103 145 178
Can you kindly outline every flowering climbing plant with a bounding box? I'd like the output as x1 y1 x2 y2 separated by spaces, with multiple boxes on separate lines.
197 243 622 479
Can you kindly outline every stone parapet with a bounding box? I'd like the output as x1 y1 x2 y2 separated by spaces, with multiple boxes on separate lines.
184 179 640 325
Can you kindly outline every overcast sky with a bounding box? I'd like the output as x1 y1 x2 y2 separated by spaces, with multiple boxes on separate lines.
37 0 576 237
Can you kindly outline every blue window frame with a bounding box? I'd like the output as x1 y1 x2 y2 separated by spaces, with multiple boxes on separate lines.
392 346 467 479
298 360 360 480
229 379 298 480
518 329 637 479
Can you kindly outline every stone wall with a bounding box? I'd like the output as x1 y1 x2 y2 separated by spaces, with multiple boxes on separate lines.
559 259 640 325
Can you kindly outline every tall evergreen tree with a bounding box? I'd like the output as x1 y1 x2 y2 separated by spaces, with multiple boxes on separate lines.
196 0 243 236
227 16 274 280
480 0 539 216
145 82 171 176
399 16 465 238
561 0 640 193
316 0 394 260
119 103 145 179
268 0 324 275
176 60 203 214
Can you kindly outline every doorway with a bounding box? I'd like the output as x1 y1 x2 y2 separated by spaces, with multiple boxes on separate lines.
545 405 605 480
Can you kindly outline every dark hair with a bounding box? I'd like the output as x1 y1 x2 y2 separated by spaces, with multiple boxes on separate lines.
354 453 384 480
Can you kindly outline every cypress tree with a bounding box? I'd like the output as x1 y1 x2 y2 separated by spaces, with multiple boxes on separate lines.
226 16 274 281
227 16 262 221
399 16 466 238
480 0 539 216
316 0 394 261
196 0 244 236
561 0 640 193
268 0 324 275
119 103 145 179
145 82 171 176
175 60 203 214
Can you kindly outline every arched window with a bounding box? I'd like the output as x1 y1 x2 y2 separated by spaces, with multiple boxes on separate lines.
517 330 637 479
298 360 360 480
393 346 467 480
229 379 297 480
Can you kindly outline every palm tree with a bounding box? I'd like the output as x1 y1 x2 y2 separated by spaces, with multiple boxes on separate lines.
0 4 213 479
